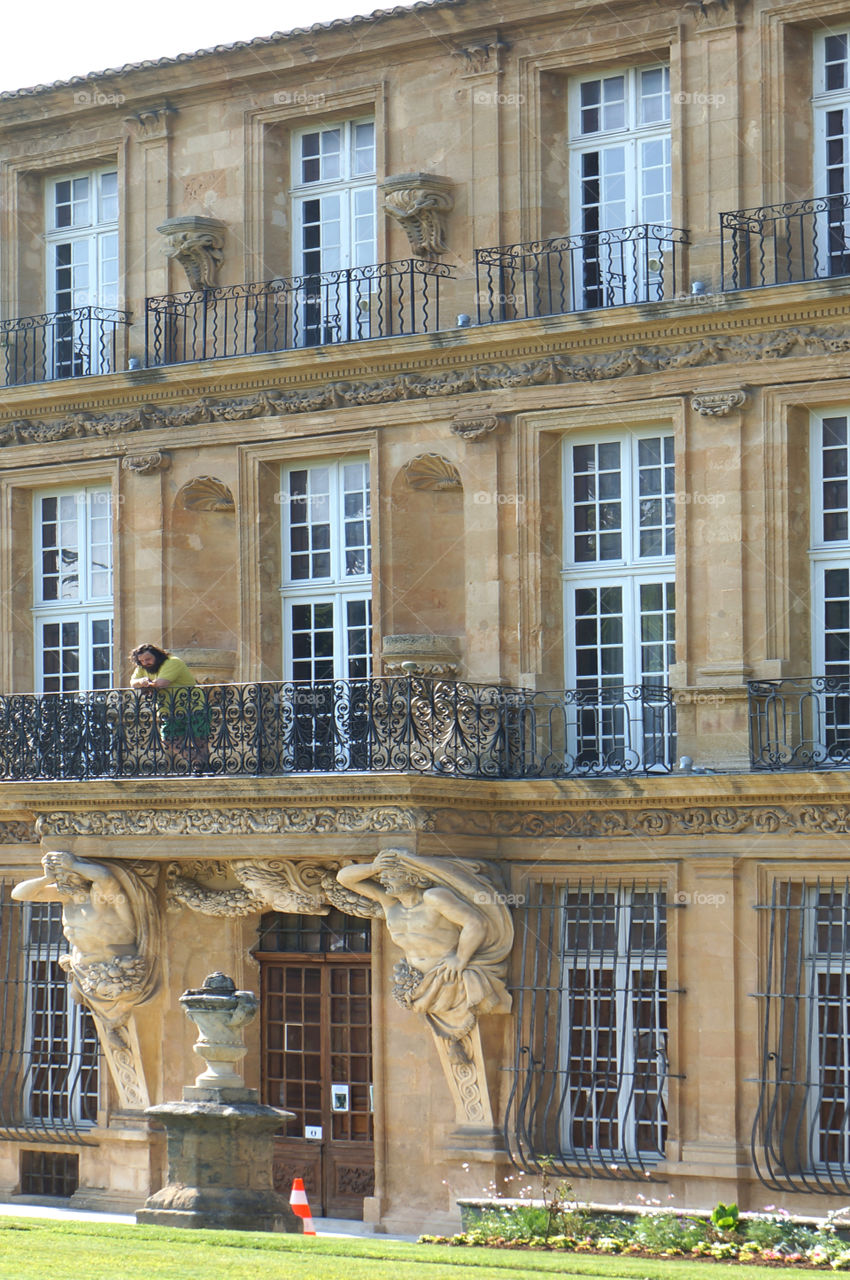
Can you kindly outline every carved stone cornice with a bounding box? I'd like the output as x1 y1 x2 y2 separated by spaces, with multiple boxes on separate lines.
690 389 747 416
122 450 171 475
1 322 847 450
451 412 504 441
157 214 225 290
124 104 176 141
381 173 454 259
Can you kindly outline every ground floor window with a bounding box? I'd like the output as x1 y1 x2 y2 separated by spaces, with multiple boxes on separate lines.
0 883 100 1141
507 879 673 1177
753 878 850 1193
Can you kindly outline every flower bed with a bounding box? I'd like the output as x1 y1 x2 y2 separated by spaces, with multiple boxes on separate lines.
420 1200 850 1266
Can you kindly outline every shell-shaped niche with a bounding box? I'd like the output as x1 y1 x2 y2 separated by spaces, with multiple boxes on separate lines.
402 453 462 491
177 476 235 512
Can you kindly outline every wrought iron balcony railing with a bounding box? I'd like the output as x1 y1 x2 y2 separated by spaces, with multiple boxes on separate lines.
720 193 850 289
475 224 688 323
0 307 130 386
748 676 850 770
145 258 452 366
0 679 675 781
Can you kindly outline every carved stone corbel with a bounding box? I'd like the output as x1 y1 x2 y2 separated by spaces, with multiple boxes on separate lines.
122 451 171 476
381 174 454 259
157 215 226 290
451 413 504 441
124 104 176 141
452 38 508 75
690 389 747 416
381 634 460 678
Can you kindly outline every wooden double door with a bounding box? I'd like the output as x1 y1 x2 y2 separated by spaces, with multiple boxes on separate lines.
258 928 374 1219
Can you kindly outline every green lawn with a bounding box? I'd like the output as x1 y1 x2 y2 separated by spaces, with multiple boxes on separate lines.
0 1220 826 1280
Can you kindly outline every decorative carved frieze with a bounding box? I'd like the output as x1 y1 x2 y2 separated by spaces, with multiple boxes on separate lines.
30 799 850 843
157 214 225 290
690 390 747 416
684 0 748 26
451 413 504 441
177 476 235 511
0 820 37 843
122 450 171 475
1 322 847 449
402 453 462 490
381 173 454 259
35 806 419 838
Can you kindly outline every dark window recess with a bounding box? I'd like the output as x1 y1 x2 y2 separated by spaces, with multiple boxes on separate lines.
505 879 680 1179
255 909 371 955
753 878 850 1194
20 1149 79 1197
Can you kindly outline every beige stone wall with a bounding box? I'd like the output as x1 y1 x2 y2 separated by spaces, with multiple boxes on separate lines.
0 0 849 1236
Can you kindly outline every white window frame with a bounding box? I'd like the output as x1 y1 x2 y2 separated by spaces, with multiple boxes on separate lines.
811 33 850 277
559 886 668 1162
22 903 100 1127
280 458 372 683
289 119 376 344
32 486 114 693
803 885 850 1170
562 431 675 769
44 168 119 377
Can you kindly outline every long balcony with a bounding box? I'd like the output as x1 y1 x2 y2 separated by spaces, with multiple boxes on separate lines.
748 677 850 770
0 679 675 781
475 224 688 323
0 307 130 386
720 194 850 289
145 258 453 366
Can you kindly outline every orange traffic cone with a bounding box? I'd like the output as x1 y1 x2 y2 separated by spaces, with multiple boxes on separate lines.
290 1176 316 1235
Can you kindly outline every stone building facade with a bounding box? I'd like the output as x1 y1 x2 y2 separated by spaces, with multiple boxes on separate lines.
0 0 849 1234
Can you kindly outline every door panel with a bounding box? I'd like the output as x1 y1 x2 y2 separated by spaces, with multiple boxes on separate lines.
260 955 374 1218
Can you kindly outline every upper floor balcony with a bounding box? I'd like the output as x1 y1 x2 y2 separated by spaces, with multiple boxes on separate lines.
145 258 452 366
720 194 850 290
475 224 689 322
0 678 675 781
749 677 850 770
0 307 130 387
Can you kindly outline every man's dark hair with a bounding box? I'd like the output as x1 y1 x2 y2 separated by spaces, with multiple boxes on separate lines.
129 643 170 671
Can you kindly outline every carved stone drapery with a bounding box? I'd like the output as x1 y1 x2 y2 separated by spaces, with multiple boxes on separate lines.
122 451 171 475
165 858 382 920
336 850 513 1128
157 214 225 290
690 389 747 416
381 173 454 259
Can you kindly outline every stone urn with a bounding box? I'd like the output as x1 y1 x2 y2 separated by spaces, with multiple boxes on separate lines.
180 971 258 1089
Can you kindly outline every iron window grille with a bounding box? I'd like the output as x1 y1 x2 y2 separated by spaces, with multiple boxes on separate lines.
0 882 99 1143
753 878 850 1193
506 880 678 1178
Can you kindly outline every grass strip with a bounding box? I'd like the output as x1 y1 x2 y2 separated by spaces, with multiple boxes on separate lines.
0 1219 825 1280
